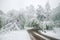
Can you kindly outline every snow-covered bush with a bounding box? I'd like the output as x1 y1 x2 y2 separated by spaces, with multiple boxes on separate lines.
45 22 55 30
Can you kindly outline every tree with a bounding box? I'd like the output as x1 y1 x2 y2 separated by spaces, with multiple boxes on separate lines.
52 3 60 21
0 17 2 29
7 9 19 18
29 18 43 29
36 5 45 21
17 14 26 29
46 24 53 30
37 5 44 15
45 2 51 21
45 2 51 12
26 5 36 19
51 3 60 27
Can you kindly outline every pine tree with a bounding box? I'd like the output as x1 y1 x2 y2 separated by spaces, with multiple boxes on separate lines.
26 5 36 19
45 1 51 21
36 5 45 21
0 17 2 29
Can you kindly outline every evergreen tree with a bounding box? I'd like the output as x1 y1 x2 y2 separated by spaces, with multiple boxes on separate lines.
0 17 2 29
52 3 60 21
26 5 36 19
45 1 51 21
36 5 45 21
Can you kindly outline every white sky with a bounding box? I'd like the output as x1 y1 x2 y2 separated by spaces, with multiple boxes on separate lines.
0 0 60 13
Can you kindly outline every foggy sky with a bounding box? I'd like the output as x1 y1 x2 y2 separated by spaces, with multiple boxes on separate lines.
0 0 60 13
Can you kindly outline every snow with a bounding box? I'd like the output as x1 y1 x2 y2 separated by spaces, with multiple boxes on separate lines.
33 32 50 40
39 28 60 40
0 22 20 34
0 30 31 40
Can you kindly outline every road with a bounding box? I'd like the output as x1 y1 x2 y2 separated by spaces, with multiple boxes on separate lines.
27 29 58 40
0 29 59 40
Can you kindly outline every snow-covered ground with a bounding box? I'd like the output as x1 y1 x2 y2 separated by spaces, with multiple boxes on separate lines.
39 28 60 40
0 30 31 40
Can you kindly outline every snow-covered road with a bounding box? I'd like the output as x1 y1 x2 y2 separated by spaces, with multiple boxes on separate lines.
0 30 31 40
39 28 60 40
